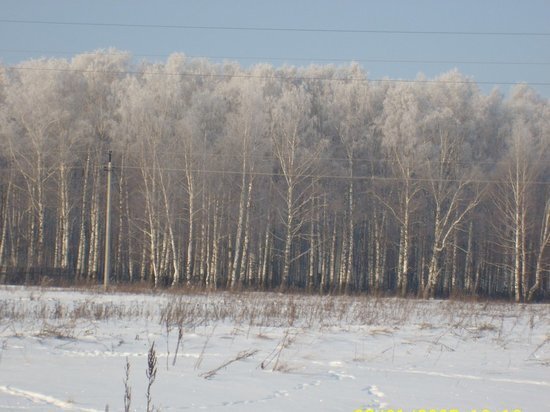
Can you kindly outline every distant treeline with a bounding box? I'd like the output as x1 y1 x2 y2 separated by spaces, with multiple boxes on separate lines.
0 51 549 301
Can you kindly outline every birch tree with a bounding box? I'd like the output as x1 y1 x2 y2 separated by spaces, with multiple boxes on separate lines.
327 75 372 292
421 74 485 298
493 85 550 301
225 79 267 289
381 82 426 296
271 83 326 290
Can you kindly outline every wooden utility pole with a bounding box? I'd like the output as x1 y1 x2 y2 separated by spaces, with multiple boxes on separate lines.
103 150 112 290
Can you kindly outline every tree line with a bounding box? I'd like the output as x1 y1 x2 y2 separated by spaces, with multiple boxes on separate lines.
0 51 549 301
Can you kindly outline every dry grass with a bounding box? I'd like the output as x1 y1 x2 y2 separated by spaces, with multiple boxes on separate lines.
1 285 547 412
1 287 548 341
200 349 259 379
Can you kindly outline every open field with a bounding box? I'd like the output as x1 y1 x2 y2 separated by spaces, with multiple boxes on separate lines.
0 286 548 411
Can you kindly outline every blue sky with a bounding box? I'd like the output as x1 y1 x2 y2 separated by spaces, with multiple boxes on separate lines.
1 0 549 96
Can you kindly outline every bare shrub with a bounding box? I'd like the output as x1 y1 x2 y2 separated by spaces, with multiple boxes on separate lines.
194 325 216 371
260 328 294 371
36 321 75 340
123 357 131 412
172 324 183 367
146 342 157 412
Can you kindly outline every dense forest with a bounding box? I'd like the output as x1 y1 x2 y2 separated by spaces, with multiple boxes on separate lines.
0 51 549 301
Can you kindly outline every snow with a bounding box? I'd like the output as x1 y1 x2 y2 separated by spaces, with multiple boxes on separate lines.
0 286 548 411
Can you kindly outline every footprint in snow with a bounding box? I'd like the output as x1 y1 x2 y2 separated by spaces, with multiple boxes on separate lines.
364 384 385 398
361 385 388 409
293 380 321 390
328 370 356 380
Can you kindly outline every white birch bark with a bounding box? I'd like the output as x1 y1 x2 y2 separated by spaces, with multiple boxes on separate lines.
156 160 179 286
88 165 101 280
208 199 220 289
35 152 44 268
141 155 159 287
307 199 316 292
240 178 254 286
328 218 337 292
528 199 550 301
260 209 271 290
423 128 482 299
338 213 349 293
464 221 474 294
76 151 91 278
346 176 354 292
230 157 248 289
58 163 69 269
0 174 11 272
185 171 195 286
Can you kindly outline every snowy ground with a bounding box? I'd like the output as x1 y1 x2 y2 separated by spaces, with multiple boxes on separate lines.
0 286 548 411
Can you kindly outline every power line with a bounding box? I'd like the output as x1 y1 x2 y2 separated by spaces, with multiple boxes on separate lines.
5 148 550 167
5 65 549 87
4 150 550 167
1 19 550 37
1 165 549 186
2 48 549 67
108 149 550 167
123 165 550 186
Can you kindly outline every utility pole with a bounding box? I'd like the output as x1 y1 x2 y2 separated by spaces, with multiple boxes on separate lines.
103 150 112 291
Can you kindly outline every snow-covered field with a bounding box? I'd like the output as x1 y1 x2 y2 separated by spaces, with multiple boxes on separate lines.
0 286 548 411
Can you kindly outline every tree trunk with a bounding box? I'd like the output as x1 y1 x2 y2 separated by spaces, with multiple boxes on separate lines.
240 178 253 286
450 228 459 294
230 166 247 289
528 200 550 301
57 163 70 269
280 182 294 290
141 155 159 287
185 171 195 286
157 165 179 287
373 207 387 293
464 221 474 294
307 198 316 292
338 213 349 293
76 151 91 279
87 165 101 280
328 217 337 293
0 175 11 272
345 166 354 293
208 199 220 289
513 189 523 302
124 165 134 282
260 208 272 290
36 154 45 268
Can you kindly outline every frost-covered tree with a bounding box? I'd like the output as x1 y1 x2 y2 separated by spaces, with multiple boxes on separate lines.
0 52 548 300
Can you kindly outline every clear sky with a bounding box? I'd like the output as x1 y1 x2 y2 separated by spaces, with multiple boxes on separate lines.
1 0 549 97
